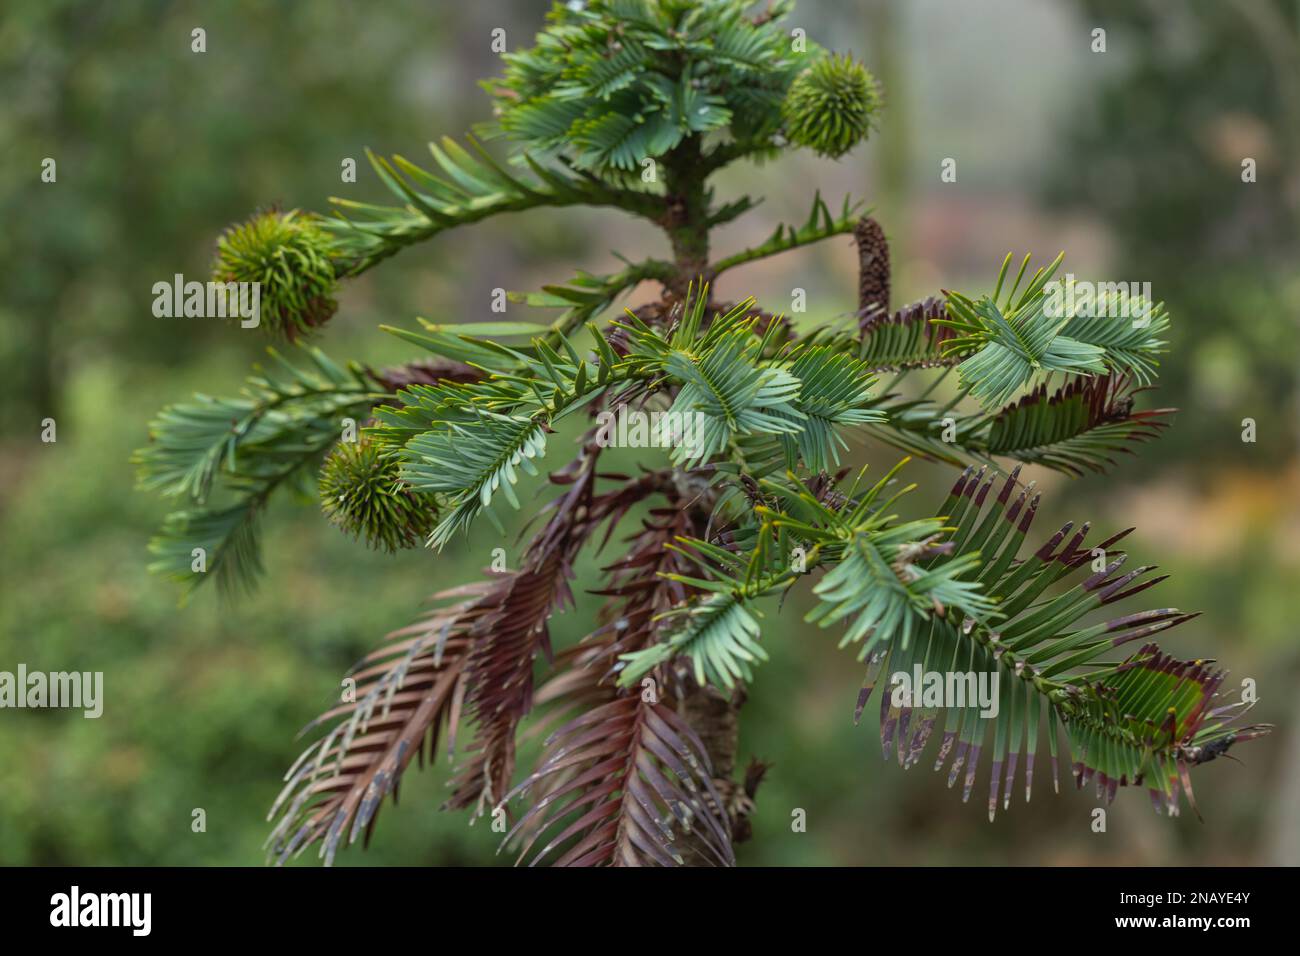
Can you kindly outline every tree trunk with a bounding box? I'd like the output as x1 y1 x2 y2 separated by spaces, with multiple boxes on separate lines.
676 679 747 866
659 146 763 865
662 139 713 297
681 681 743 782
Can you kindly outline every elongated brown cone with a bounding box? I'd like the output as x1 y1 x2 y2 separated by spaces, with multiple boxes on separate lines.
854 216 891 331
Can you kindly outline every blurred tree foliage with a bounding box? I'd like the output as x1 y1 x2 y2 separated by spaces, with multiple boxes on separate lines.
0 0 470 437
1047 0 1299 471
0 0 533 866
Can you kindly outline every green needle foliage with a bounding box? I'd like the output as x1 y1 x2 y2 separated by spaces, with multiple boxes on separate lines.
937 252 1170 409
482 0 808 174
138 0 1269 867
135 346 382 597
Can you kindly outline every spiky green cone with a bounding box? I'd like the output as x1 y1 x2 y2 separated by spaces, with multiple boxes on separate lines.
782 54 881 159
212 209 339 340
319 437 435 551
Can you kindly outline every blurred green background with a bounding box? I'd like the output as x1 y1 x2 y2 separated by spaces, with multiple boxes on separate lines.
1 0 1297 866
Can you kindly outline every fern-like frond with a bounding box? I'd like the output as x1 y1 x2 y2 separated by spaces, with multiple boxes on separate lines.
777 344 883 472
662 322 803 466
1059 285 1170 385
857 296 957 372
266 590 476 865
616 459 1268 819
501 497 736 865
809 533 996 654
618 461 996 689
147 502 266 598
371 326 618 545
444 446 665 816
944 293 1105 408
859 465 1269 819
372 285 883 545
325 136 659 273
936 253 1169 408
984 375 1172 476
501 697 735 866
1064 644 1268 816
444 549 575 815
134 346 384 594
627 587 770 690
404 413 549 549
863 374 1172 477
269 453 657 864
